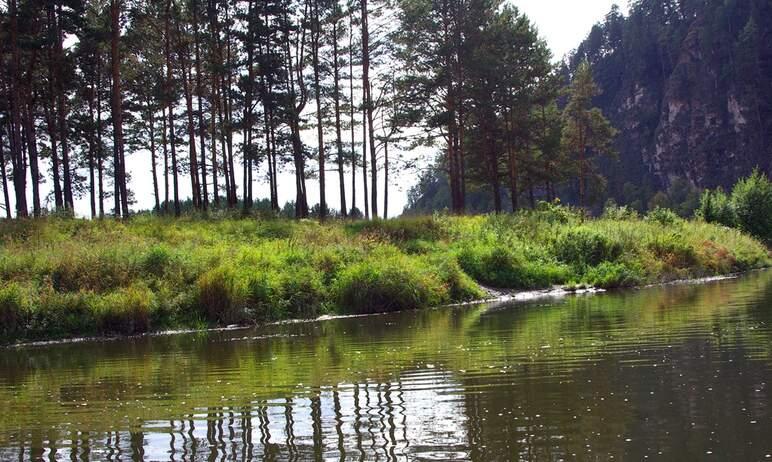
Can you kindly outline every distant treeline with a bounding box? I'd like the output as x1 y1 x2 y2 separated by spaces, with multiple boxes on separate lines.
1 0 620 220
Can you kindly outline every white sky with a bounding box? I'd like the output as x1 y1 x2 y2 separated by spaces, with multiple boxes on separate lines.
3 0 622 218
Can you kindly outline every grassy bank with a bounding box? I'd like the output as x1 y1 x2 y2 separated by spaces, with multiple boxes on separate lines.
1 204 769 343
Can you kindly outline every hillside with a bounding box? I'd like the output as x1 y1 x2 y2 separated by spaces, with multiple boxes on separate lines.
569 0 772 201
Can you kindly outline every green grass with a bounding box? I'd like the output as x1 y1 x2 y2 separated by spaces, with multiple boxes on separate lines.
0 206 769 343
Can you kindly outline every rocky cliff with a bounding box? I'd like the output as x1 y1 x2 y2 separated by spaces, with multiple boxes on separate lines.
569 0 772 197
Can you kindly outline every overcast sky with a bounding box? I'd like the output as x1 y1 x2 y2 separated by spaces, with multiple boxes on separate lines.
5 0 624 218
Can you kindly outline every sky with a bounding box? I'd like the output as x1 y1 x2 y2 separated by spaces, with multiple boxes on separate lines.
4 0 622 218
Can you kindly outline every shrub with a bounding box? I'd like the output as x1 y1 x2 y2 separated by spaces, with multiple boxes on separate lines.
645 207 681 226
553 228 623 267
51 247 138 293
602 200 639 220
336 255 445 314
244 272 284 321
0 283 27 340
429 255 485 302
646 233 697 269
584 262 642 289
458 242 569 289
96 284 154 335
33 291 97 337
278 267 327 318
196 266 246 325
731 169 772 244
697 188 736 227
142 245 173 277
348 216 444 243
535 200 579 224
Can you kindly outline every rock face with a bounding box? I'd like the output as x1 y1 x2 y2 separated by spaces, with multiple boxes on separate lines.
570 0 772 196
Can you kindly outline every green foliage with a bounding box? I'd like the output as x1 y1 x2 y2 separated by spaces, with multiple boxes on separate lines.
697 188 736 227
584 262 642 289
602 200 639 220
335 255 445 314
458 241 570 289
0 283 27 339
95 285 154 335
196 266 247 325
0 213 768 343
645 207 682 226
730 170 772 244
553 228 623 267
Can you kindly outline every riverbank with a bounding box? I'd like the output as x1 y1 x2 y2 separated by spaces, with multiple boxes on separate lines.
1 205 769 343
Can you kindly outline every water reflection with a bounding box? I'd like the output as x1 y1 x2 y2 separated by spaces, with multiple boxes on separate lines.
1 272 771 460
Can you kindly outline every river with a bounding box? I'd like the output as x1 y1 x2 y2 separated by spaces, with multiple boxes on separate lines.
1 271 771 461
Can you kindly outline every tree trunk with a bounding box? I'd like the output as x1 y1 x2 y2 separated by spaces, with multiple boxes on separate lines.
361 97 369 219
383 141 388 219
111 0 129 218
24 90 41 217
362 0 377 218
56 3 73 211
45 3 62 211
179 27 201 209
193 0 208 210
87 82 98 218
332 20 347 218
312 0 326 219
149 109 160 212
505 107 518 212
165 0 180 216
162 105 169 213
96 62 105 218
0 126 12 219
349 10 356 216
8 0 27 218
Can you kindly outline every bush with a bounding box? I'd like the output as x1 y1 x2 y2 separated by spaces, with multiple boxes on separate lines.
336 255 445 314
0 283 27 340
646 233 697 269
429 255 485 302
553 228 623 267
51 247 138 293
584 262 642 289
458 242 569 289
196 266 246 325
697 188 735 227
602 200 639 220
278 266 327 318
244 272 284 321
96 285 154 335
33 291 97 337
645 207 681 226
731 169 772 244
142 245 174 277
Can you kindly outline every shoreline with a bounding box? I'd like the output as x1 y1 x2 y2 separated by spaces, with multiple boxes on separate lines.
5 269 762 350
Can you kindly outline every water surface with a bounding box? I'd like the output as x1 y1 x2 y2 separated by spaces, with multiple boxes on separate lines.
2 271 771 461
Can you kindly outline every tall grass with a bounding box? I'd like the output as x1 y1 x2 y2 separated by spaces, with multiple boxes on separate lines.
0 208 768 343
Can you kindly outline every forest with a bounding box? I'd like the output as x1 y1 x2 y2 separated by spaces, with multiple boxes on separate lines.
0 0 621 219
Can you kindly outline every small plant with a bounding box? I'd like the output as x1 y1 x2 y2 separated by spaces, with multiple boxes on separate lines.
645 207 681 226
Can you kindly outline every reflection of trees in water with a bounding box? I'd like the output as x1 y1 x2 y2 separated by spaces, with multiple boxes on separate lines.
6 377 470 460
